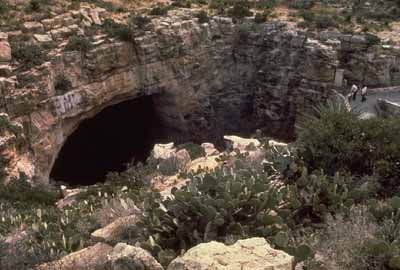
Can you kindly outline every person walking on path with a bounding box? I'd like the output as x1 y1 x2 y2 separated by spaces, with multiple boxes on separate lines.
350 84 359 101
361 86 368 102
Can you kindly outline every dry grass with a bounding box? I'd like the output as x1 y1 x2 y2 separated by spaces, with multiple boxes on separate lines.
94 197 140 227
308 207 383 270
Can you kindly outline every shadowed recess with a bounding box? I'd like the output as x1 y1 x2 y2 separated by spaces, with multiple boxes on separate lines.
50 95 163 186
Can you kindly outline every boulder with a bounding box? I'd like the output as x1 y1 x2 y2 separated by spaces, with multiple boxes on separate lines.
376 98 400 117
33 34 53 43
0 32 7 41
188 156 220 173
37 242 164 270
91 215 139 243
153 143 176 160
36 242 113 270
56 187 86 209
224 135 261 153
0 64 12 77
175 149 191 170
50 27 73 40
22 21 44 32
110 243 164 270
0 41 11 62
89 9 102 25
167 238 294 270
201 142 219 156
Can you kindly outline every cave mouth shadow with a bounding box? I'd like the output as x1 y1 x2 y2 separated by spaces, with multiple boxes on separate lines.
50 95 164 186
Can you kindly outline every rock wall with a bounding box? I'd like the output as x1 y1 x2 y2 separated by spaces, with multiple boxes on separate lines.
1 8 400 184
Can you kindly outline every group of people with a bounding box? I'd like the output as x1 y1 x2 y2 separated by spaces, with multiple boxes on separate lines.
348 84 368 102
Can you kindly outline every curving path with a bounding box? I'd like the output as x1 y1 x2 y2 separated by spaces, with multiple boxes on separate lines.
347 86 400 118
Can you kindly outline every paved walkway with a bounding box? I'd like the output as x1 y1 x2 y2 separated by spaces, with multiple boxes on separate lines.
347 87 400 118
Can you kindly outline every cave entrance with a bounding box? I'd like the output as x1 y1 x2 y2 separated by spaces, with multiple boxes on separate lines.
50 95 164 186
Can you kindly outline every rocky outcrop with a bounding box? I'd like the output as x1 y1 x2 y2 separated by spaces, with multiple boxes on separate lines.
1 6 400 184
167 237 294 270
376 98 400 117
91 215 139 243
224 135 261 152
37 242 163 270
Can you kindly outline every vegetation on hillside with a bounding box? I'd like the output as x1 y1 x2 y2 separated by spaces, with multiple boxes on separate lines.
1 101 400 269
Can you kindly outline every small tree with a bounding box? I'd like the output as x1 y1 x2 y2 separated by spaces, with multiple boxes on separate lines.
228 0 253 21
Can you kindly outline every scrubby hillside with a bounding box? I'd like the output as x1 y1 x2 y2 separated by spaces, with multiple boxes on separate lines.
1 0 400 269
1 104 400 269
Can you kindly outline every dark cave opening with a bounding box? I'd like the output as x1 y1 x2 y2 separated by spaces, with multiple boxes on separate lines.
50 95 164 186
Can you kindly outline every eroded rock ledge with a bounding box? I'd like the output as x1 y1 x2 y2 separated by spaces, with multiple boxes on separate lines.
1 8 400 184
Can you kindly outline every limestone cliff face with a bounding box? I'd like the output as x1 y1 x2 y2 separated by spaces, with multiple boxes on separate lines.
1 8 400 184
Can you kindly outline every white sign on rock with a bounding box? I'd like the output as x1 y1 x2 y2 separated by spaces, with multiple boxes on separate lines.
53 92 83 116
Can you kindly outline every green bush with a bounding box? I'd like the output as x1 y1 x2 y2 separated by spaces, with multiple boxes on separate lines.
208 0 230 14
254 10 271 23
255 0 277 9
288 0 315 9
0 156 9 181
314 15 337 29
366 198 400 269
11 43 47 69
64 36 93 53
129 14 151 28
296 102 400 195
228 0 253 20
139 167 311 266
0 0 10 14
176 142 205 159
149 5 170 16
170 0 192 8
27 0 50 12
365 32 381 45
54 74 72 95
104 19 133 42
0 175 59 208
195 10 209 24
299 10 316 23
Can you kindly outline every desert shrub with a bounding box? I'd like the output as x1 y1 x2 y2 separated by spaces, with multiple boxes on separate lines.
104 19 133 42
0 156 9 181
0 238 60 270
228 0 253 20
299 9 315 22
27 0 50 12
288 0 315 9
139 167 311 266
208 0 230 13
11 43 47 69
104 161 153 191
296 102 400 188
0 176 59 208
255 0 277 9
0 0 10 14
306 207 382 270
129 13 151 28
176 142 205 159
363 198 400 269
254 10 271 23
149 4 170 16
195 10 209 23
235 24 252 44
314 15 337 29
95 197 140 227
365 32 381 45
170 0 192 8
64 36 93 52
267 148 357 224
54 74 72 95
